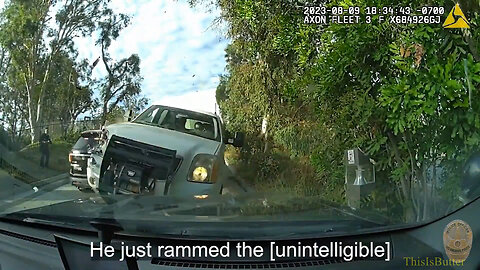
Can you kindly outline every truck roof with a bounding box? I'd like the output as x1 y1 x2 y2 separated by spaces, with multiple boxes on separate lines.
151 103 219 118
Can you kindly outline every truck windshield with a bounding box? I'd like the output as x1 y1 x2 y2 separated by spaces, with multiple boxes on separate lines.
133 105 220 142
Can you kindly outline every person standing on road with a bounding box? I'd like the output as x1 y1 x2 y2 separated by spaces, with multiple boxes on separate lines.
39 128 52 168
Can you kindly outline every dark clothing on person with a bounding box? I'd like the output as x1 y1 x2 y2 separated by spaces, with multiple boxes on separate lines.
40 151 50 168
39 133 52 168
39 133 52 152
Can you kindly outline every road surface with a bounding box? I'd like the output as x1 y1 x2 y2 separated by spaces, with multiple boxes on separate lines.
0 169 89 214
0 167 252 214
0 169 32 201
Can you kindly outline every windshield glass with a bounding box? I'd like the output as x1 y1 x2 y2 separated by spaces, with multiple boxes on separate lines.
72 136 99 151
133 105 220 141
0 0 479 241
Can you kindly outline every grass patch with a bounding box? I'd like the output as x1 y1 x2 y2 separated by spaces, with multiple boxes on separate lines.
238 195 321 216
226 146 344 202
18 140 73 172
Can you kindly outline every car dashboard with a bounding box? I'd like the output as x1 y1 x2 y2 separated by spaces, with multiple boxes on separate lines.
0 197 479 270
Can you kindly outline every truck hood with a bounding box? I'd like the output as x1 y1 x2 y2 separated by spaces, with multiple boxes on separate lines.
105 122 221 157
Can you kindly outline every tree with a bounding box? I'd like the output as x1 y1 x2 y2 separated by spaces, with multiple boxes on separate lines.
97 53 143 124
0 0 116 142
0 47 11 123
96 11 143 124
307 1 480 221
193 0 480 221
45 53 94 137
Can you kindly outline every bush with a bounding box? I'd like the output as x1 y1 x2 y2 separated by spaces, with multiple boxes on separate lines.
226 134 340 200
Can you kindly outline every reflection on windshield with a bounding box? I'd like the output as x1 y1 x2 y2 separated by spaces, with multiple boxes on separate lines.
0 0 479 239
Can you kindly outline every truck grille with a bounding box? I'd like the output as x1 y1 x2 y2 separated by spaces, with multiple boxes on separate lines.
100 135 178 194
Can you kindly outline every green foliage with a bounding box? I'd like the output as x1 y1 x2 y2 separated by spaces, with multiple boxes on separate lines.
0 0 144 142
198 0 480 221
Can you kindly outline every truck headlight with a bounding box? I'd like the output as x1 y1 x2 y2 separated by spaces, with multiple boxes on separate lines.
192 166 208 182
188 154 218 183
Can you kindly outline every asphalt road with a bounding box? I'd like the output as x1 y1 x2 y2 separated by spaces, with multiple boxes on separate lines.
0 169 32 201
0 169 89 214
0 167 252 214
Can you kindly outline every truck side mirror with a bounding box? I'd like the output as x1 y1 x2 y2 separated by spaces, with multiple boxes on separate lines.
227 132 245 147
124 109 135 122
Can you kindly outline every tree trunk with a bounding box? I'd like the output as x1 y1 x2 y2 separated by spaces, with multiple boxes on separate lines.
101 101 108 125
26 88 37 144
422 167 429 221
432 161 437 215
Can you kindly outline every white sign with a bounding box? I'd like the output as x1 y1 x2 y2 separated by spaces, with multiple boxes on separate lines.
347 150 355 165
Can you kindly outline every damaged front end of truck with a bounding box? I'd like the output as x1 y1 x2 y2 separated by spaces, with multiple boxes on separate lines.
97 135 181 195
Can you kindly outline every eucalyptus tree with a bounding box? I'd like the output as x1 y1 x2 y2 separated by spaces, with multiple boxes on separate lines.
0 0 122 142
95 12 143 124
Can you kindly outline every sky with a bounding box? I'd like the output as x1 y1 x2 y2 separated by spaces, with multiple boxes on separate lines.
0 0 228 114
72 0 229 114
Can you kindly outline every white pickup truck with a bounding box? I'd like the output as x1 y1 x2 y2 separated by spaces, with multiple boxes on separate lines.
87 105 244 197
